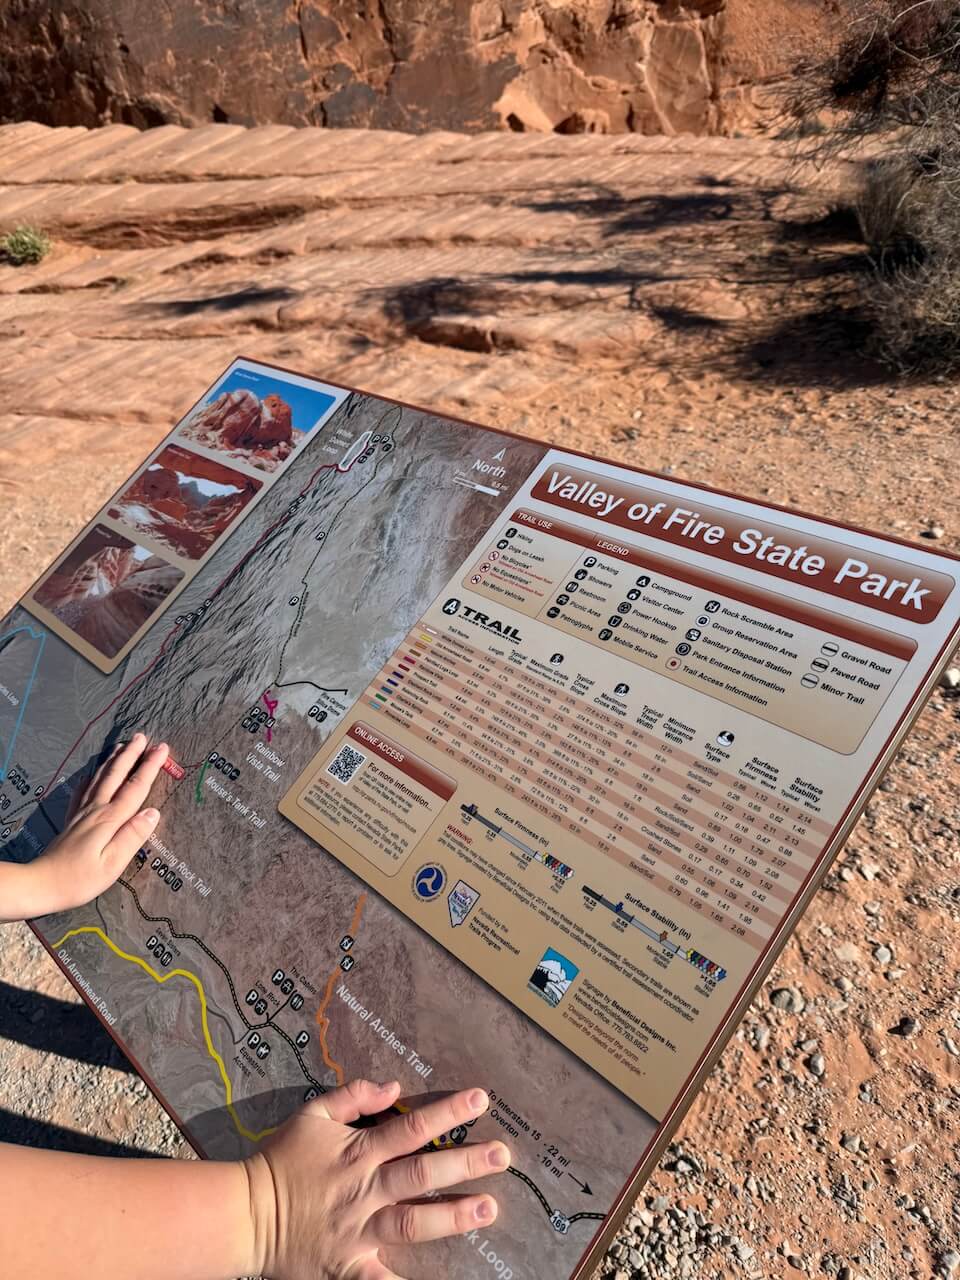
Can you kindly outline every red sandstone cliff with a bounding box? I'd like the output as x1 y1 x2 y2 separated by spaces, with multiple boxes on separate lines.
0 0 837 135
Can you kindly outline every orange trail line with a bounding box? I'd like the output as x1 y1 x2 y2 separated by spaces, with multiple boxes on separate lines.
315 892 367 1086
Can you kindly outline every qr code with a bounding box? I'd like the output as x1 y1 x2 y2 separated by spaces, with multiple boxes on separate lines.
327 743 366 784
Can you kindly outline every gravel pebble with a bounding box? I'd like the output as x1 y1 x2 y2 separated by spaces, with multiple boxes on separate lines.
771 987 806 1014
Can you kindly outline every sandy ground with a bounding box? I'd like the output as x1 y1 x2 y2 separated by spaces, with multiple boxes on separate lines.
0 123 958 1279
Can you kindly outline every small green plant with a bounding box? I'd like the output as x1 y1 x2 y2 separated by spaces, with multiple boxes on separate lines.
1 224 52 266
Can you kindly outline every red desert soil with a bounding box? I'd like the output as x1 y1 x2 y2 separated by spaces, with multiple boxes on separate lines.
0 123 958 1279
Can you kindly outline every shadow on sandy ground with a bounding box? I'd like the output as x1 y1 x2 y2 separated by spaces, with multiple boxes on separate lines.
0 1106 164 1156
0 978 134 1072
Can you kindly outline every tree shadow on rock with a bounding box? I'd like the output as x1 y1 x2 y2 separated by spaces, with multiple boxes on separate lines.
142 285 300 318
520 179 766 233
735 301 888 389
373 265 664 353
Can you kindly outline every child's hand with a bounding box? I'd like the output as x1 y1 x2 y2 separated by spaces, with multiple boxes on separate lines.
29 733 169 915
245 1080 509 1280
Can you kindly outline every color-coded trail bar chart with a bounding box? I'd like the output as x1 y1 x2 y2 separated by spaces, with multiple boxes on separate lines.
583 886 727 982
460 803 575 880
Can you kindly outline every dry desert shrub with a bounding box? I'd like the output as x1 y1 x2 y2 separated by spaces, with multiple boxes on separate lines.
788 0 960 370
0 223 51 265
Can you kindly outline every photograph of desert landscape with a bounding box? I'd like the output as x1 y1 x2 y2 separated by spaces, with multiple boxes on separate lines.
177 366 338 473
1 1 959 1278
108 444 262 560
31 524 183 658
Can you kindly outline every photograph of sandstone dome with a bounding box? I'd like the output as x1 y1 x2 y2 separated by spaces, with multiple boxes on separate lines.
108 445 262 561
33 525 184 659
177 368 338 474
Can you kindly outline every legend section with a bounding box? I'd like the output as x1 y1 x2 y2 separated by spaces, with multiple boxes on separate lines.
464 510 914 754
279 449 959 1121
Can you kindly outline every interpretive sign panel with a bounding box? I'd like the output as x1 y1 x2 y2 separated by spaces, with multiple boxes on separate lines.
2 358 958 1278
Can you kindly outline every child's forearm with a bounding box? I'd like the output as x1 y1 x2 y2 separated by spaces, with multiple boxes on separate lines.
0 1143 259 1279
0 860 59 924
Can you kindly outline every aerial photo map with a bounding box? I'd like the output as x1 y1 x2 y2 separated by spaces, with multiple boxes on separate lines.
2 359 959 1280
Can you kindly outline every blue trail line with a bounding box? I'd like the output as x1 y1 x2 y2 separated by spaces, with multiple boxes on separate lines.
0 625 46 783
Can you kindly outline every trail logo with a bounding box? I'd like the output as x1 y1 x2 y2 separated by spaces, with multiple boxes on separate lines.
448 880 480 927
442 599 523 643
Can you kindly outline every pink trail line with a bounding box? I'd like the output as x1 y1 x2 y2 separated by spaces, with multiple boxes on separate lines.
261 691 279 743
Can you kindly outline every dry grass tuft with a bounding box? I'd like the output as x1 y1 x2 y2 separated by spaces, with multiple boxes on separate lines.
787 0 960 371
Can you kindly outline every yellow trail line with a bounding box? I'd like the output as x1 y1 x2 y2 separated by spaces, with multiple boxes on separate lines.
51 925 277 1144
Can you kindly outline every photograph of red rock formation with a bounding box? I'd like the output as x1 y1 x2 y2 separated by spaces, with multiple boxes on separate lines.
108 445 262 561
177 368 338 474
32 525 184 658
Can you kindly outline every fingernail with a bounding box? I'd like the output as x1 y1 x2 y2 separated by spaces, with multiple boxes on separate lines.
377 1081 398 1092
468 1090 488 1112
153 742 168 754
142 809 160 826
475 1199 494 1223
488 1144 509 1169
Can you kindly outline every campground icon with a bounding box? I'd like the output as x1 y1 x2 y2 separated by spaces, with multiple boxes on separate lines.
443 598 461 615
447 880 480 927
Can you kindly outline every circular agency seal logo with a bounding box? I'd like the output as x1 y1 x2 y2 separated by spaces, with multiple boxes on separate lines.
412 863 447 902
